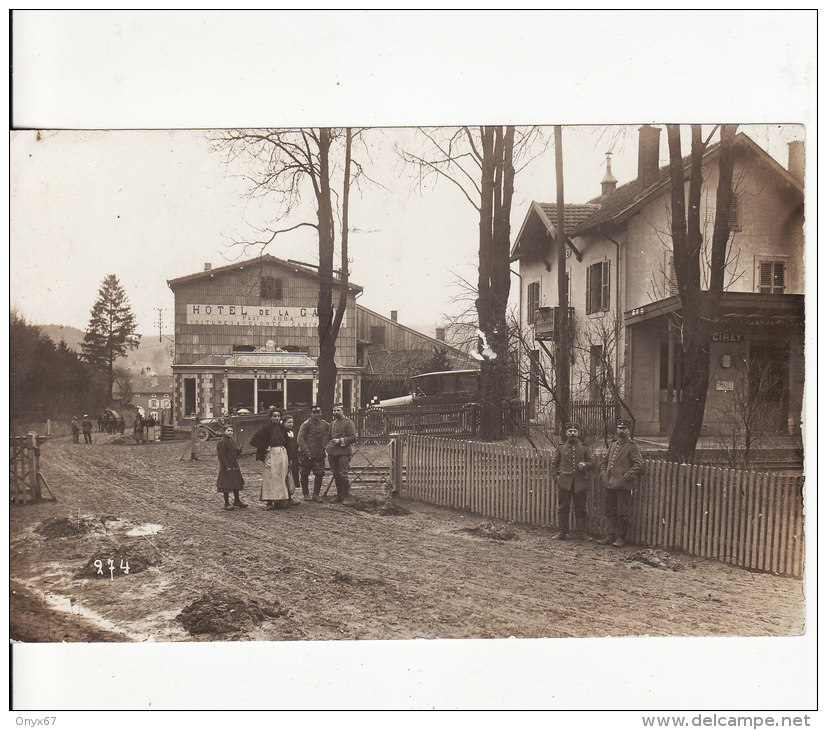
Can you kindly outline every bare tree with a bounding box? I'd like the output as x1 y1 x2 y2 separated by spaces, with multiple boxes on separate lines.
400 127 546 440
709 358 785 469
665 124 738 462
111 366 134 408
213 128 362 417
571 311 635 448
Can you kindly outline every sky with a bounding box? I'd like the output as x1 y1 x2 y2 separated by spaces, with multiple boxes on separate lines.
9 123 803 339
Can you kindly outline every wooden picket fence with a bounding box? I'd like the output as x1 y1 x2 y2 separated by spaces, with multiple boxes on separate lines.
10 434 56 505
390 435 804 578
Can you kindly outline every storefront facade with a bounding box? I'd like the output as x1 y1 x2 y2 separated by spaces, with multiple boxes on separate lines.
168 255 362 424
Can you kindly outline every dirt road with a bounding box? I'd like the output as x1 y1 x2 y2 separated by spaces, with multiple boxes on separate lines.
10 434 805 642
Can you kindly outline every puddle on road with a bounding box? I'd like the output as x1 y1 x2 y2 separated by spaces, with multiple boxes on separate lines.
125 523 164 537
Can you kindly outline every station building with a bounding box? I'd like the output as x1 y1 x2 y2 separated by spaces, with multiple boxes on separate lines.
167 254 474 424
511 127 805 437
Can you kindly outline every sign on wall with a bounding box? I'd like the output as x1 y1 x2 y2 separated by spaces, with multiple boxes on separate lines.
186 304 345 327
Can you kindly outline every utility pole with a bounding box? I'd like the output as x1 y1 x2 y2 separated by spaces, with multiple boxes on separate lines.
554 126 570 433
155 308 165 343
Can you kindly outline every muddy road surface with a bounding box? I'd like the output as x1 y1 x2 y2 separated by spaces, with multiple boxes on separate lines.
10 435 805 642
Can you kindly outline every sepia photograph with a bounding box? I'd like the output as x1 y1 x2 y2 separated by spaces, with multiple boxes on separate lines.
8 10 816 719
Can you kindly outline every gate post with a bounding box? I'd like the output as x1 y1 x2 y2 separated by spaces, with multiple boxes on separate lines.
27 433 41 501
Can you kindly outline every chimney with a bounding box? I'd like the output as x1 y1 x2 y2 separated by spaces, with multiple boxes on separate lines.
204 263 212 271
435 327 446 342
601 151 618 197
390 310 398 322
787 140 805 183
638 124 661 189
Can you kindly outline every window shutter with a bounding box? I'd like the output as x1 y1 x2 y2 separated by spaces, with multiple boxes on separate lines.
586 265 592 315
758 261 773 294
773 262 785 293
602 260 610 311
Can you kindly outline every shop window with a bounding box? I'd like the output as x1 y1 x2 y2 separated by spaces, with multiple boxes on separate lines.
370 325 386 344
757 260 785 294
586 261 610 314
260 276 282 300
527 281 540 324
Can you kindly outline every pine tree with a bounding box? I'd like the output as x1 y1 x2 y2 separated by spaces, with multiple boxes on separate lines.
81 274 140 401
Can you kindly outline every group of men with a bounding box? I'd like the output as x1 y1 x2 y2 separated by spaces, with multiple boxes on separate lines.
550 418 643 547
296 403 357 503
70 415 94 444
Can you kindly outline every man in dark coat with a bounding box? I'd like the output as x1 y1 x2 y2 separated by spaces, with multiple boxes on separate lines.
216 425 246 510
597 419 643 547
81 415 93 444
550 423 593 540
326 403 357 503
297 405 330 502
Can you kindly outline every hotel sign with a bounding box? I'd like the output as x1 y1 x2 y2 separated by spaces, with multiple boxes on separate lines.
186 304 345 328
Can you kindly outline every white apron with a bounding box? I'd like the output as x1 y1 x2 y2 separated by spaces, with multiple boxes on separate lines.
260 446 290 501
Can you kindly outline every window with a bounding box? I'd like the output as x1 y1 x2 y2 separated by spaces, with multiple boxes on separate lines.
370 325 386 344
183 378 197 416
705 195 741 232
729 197 742 232
149 398 159 409
757 260 785 294
586 261 610 314
260 276 282 300
527 281 540 324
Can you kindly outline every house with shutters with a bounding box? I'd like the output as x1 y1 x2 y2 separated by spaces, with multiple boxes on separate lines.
511 126 805 438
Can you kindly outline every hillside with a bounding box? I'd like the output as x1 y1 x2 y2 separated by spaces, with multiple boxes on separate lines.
37 325 172 375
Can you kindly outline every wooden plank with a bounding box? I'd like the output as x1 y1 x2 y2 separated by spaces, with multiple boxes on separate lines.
664 461 675 549
765 472 778 574
793 479 804 579
712 467 724 561
699 465 710 558
760 471 772 573
781 476 795 577
652 460 663 547
744 469 759 571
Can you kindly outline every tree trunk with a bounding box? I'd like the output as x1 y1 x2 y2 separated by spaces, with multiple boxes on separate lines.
666 124 737 463
316 128 337 418
475 127 514 441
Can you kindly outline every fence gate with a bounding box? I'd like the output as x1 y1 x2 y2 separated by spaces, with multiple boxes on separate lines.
10 434 55 504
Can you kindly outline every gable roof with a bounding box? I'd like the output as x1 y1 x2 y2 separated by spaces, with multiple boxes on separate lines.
510 201 600 260
167 254 363 292
571 132 803 235
356 303 477 365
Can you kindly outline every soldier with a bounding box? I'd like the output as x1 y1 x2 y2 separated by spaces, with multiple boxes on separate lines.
70 416 80 444
81 415 93 444
297 405 330 502
550 422 593 540
596 419 643 547
326 403 357 503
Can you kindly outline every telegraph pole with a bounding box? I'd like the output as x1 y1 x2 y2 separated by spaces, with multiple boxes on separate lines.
155 308 165 342
554 126 570 432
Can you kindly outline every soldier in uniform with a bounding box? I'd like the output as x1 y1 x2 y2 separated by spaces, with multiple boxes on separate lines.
597 419 643 547
326 403 357 503
550 422 593 540
297 405 330 502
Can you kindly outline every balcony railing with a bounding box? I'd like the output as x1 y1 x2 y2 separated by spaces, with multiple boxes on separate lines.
533 306 575 341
